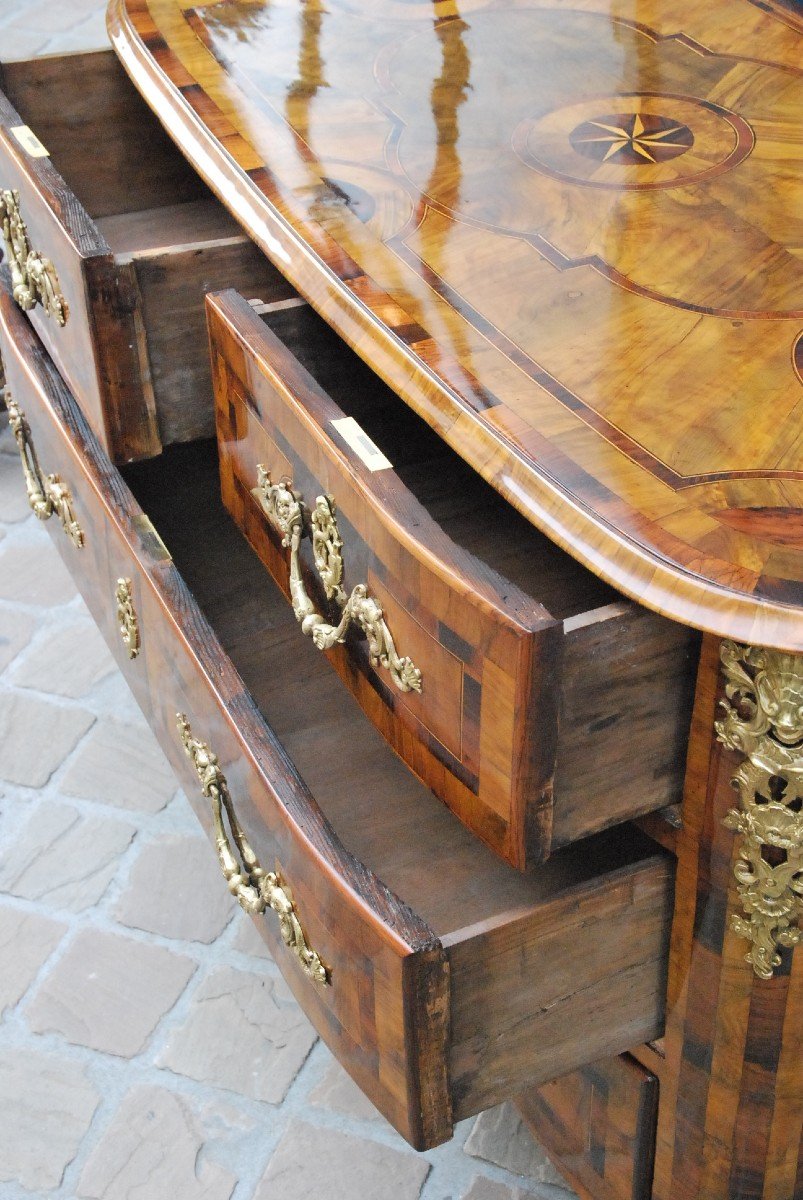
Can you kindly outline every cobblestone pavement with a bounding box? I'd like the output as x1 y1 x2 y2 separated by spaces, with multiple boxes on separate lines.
0 4 580 1198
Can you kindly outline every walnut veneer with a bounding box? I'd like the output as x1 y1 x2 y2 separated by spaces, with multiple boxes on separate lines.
0 49 289 460
209 288 698 868
109 0 803 649
1 8 802 1194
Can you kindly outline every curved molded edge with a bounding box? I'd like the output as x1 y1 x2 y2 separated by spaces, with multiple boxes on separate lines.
107 1 803 652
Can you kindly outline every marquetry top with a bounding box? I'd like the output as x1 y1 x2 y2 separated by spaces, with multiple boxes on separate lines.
110 0 803 649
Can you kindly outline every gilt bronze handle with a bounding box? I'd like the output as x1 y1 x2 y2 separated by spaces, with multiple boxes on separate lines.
115 578 140 659
0 189 68 325
253 465 422 694
6 394 83 547
176 713 330 986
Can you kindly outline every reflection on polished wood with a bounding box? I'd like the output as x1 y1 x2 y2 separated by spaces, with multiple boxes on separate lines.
109 0 803 649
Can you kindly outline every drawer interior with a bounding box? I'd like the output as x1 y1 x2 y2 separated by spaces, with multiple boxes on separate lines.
0 50 290 450
123 438 663 935
122 437 671 1116
255 300 617 623
246 300 699 846
0 49 207 219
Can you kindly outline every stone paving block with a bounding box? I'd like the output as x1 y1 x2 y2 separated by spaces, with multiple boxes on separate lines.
0 459 34 522
76 1085 237 1200
464 1105 570 1191
42 9 111 53
0 0 109 36
463 1179 535 1200
0 22 49 58
0 689 95 787
0 424 16 455
0 904 66 1016
0 800 136 912
159 966 316 1104
26 928 196 1056
0 536 78 606
254 1120 430 1200
115 834 234 943
62 716 177 813
0 1045 100 1192
231 909 273 958
309 1057 383 1123
0 605 36 673
10 617 116 697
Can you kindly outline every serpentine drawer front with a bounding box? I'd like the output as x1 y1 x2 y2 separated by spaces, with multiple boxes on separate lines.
0 49 289 462
209 289 699 869
0 276 673 1150
518 1052 660 1200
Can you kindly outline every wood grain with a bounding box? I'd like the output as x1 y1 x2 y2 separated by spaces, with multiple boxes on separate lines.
0 74 155 458
109 0 803 650
518 1053 660 1200
0 270 674 1148
249 302 702 844
653 636 803 1199
209 288 562 869
0 270 450 1150
0 51 289 461
131 435 674 1126
210 289 700 863
0 49 206 219
117 214 294 444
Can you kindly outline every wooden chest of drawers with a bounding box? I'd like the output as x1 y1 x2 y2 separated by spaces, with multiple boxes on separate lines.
0 44 684 1161
3 0 803 1192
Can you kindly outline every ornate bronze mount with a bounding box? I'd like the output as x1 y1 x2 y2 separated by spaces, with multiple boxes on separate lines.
253 466 423 694
177 714 330 986
115 578 140 659
6 394 83 547
0 189 68 325
715 640 803 980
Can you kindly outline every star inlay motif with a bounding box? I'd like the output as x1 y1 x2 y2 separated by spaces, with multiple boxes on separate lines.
569 112 695 166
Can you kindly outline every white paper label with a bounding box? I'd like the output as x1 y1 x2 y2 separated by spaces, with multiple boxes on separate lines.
331 417 392 472
10 125 48 158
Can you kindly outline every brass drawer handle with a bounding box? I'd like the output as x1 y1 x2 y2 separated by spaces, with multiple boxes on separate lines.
176 713 330 986
254 466 423 694
115 578 140 659
0 189 68 325
6 394 84 547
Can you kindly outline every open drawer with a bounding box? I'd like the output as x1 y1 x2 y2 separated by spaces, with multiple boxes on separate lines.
0 48 290 462
209 290 700 870
0 274 673 1150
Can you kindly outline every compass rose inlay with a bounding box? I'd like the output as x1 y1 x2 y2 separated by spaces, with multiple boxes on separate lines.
569 113 695 166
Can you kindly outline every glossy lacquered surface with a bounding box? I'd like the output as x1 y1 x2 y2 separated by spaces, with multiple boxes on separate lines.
109 0 803 649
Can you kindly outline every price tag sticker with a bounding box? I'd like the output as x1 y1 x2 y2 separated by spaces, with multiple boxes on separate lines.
10 125 49 158
331 417 393 472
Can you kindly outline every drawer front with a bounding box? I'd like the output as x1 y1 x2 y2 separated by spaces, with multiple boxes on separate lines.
0 276 673 1152
0 279 451 1151
208 289 563 870
517 1053 659 1200
0 51 296 465
0 83 152 459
